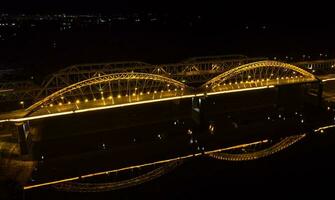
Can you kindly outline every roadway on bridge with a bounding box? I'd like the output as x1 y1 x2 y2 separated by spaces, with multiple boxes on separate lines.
0 75 313 123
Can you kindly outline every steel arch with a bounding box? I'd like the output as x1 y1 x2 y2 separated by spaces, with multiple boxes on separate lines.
201 60 316 89
26 72 188 115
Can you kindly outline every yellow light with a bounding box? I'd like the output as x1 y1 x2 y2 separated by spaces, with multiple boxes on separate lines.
58 102 62 106
22 137 279 190
132 93 136 96
5 87 276 123
140 92 143 95
147 91 150 94
322 78 335 82
168 89 170 92
125 94 128 97
161 90 164 92
67 101 71 105
20 101 24 105
181 88 184 91
135 87 138 90
100 91 103 94
101 97 105 100
167 84 170 87
117 94 121 98
174 88 177 91
85 99 88 103
206 85 274 97
314 125 335 132
50 104 53 107
61 96 64 100
76 100 80 104
93 98 97 101
154 91 157 94
108 96 112 100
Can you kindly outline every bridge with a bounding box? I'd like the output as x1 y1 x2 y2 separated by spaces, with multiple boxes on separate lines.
0 58 334 192
3 55 335 105
0 60 317 122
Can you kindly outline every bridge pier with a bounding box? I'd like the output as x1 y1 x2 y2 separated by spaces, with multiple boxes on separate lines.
15 121 32 155
274 82 322 110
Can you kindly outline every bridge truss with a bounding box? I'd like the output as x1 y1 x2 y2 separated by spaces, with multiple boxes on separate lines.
0 81 41 102
1 56 334 105
35 56 264 99
16 59 317 117
294 59 335 74
26 72 190 116
201 60 316 92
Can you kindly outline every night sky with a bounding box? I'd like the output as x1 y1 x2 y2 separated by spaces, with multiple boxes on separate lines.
1 0 334 32
1 0 333 22
1 0 335 77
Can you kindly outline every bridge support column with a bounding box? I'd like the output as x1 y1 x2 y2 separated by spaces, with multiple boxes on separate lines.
15 121 32 155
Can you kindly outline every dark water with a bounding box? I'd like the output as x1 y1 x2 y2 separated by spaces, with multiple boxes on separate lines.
24 130 335 199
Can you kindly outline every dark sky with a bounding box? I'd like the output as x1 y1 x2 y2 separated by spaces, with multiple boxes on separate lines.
1 0 334 74
1 0 333 23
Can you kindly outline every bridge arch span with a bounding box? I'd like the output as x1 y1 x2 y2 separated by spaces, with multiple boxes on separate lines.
26 72 189 116
201 60 316 92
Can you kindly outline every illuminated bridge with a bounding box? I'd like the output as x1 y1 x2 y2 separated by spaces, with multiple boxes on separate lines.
3 55 335 104
0 58 334 192
0 60 317 122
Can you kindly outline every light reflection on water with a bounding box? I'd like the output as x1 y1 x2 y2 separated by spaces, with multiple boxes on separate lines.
25 91 335 192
